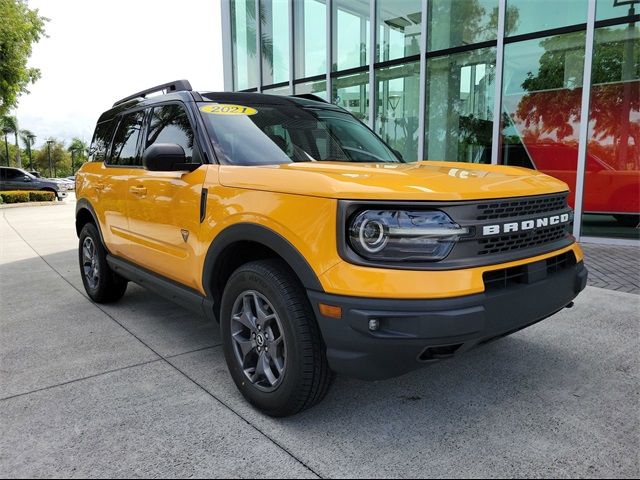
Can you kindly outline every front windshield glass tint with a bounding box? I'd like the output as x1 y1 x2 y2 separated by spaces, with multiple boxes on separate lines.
199 104 400 166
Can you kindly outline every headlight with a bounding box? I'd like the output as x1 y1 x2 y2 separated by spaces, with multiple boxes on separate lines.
348 210 469 262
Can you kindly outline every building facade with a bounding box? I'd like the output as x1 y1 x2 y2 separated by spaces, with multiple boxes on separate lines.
221 0 639 243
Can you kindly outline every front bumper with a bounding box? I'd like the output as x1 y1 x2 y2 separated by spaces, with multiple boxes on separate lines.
308 258 587 380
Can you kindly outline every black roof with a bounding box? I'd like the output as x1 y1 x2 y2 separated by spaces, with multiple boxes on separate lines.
97 80 339 124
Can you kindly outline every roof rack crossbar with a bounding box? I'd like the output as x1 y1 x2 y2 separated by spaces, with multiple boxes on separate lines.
112 79 192 107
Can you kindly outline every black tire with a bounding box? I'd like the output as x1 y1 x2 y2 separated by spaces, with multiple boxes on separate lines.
220 259 333 417
78 222 128 303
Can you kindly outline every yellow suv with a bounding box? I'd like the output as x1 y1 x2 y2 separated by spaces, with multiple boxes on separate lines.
76 80 587 416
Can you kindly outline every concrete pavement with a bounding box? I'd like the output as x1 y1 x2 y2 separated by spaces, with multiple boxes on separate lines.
1 199 639 478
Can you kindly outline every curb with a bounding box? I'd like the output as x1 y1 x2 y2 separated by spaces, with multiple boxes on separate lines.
0 201 63 209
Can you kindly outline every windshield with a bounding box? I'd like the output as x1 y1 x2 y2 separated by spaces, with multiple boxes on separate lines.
199 103 401 166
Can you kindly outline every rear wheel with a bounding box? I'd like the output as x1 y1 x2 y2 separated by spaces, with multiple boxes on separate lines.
220 259 333 417
78 223 128 303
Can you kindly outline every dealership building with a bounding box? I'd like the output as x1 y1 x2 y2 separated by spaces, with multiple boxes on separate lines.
221 0 639 244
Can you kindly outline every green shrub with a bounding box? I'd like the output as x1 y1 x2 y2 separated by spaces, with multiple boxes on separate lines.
0 190 56 204
0 191 30 203
28 190 56 202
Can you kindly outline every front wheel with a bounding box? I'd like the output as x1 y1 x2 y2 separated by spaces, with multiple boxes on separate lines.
220 259 333 417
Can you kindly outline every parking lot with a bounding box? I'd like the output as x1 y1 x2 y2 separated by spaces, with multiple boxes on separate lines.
1 198 639 478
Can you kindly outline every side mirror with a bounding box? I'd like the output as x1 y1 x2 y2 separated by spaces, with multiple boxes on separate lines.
142 143 199 172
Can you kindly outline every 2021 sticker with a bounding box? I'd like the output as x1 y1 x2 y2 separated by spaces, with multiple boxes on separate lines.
200 104 258 115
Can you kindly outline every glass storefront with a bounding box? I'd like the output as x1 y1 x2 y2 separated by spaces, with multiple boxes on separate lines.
500 32 586 201
428 0 498 51
332 71 370 122
375 62 421 161
332 0 370 71
260 0 290 85
293 0 326 78
377 0 421 61
222 0 640 241
425 47 495 162
581 22 639 238
230 0 258 90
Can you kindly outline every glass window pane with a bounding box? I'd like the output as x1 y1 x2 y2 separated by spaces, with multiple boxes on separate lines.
294 79 328 100
146 105 196 163
332 71 369 123
597 0 639 22
428 0 498 51
231 0 258 91
581 23 640 239
261 0 290 85
425 47 496 162
332 0 369 71
500 32 586 204
109 111 144 166
377 0 421 62
506 0 587 37
375 62 421 161
294 0 326 79
263 84 292 95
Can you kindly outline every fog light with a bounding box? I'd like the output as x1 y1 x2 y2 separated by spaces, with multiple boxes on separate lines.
368 319 380 331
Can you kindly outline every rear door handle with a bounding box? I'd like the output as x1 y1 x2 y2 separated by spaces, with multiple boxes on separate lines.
129 186 147 196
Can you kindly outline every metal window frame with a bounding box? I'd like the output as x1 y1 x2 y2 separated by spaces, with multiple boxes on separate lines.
572 0 597 241
490 0 506 166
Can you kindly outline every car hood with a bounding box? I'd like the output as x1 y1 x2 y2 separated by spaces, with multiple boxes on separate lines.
218 161 569 201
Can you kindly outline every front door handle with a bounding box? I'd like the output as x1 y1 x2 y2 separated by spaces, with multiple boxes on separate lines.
94 183 105 191
129 186 147 196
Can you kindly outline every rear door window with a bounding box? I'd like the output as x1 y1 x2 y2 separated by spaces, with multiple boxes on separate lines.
109 111 145 166
88 120 115 163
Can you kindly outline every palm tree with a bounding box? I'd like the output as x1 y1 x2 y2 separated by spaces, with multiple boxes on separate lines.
20 129 37 171
68 137 88 174
0 115 22 167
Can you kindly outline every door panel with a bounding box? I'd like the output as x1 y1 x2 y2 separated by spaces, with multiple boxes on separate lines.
125 167 207 290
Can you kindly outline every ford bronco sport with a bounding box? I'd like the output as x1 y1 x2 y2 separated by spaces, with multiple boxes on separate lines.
76 80 588 417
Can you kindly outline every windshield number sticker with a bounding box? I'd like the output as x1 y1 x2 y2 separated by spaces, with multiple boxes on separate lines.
200 104 257 116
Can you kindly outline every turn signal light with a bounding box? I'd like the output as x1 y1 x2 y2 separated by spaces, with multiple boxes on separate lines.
319 303 342 319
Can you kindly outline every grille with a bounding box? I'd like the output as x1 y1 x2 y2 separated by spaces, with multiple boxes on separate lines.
476 193 567 221
477 224 567 256
483 252 576 291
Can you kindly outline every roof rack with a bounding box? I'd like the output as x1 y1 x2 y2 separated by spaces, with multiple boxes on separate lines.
291 93 328 104
112 79 192 107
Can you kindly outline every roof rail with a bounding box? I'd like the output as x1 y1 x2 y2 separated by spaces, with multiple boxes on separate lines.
290 93 328 104
112 79 192 107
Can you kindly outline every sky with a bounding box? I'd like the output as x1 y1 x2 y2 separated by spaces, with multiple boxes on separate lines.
15 0 224 149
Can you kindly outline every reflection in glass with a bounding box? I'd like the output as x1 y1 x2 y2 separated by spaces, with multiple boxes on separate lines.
261 0 290 85
263 84 291 96
500 32 586 203
582 23 640 238
375 62 420 161
506 0 587 37
377 0 421 62
294 79 327 100
332 0 369 71
596 0 640 22
231 0 258 90
424 48 496 162
428 0 499 51
294 0 326 79
332 72 370 123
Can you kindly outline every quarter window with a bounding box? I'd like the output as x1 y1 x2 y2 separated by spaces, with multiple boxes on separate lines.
109 111 144 166
88 120 115 163
146 104 197 163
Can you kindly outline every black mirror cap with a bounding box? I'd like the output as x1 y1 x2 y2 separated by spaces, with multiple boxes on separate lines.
143 143 196 172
